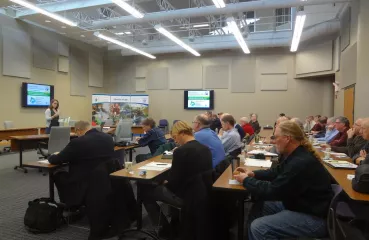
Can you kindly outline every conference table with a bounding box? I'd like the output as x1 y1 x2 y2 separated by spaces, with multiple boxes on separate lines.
22 144 140 201
110 155 171 238
0 127 77 141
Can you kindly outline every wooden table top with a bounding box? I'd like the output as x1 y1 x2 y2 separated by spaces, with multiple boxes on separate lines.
110 155 171 181
0 127 42 132
23 161 59 169
316 149 369 202
10 133 77 141
213 162 270 192
114 144 139 151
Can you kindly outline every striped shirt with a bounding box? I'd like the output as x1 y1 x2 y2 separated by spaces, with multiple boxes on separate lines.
220 128 243 155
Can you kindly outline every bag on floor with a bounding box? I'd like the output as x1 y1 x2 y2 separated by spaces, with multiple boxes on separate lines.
24 198 64 233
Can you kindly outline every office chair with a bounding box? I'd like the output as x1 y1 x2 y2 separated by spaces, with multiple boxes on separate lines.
113 119 133 143
2 121 14 153
159 119 169 133
38 127 71 175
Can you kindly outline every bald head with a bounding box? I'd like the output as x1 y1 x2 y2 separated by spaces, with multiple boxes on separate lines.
75 121 91 136
193 114 211 132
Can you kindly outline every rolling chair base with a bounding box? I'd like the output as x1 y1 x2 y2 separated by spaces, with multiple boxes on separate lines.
14 165 28 173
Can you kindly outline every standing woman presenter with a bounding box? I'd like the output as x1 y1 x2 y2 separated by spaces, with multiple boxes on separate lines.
45 99 60 134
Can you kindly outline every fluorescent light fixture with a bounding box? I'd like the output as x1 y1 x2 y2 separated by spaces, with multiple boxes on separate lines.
80 35 85 38
10 0 77 27
154 25 200 57
290 12 306 52
45 20 51 23
193 24 209 28
115 32 124 35
94 32 156 59
111 0 144 18
212 0 225 8
226 17 250 54
125 31 132 34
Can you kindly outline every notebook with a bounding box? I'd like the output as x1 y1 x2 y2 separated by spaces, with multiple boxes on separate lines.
323 160 357 169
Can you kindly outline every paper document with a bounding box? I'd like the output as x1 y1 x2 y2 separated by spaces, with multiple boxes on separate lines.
228 179 242 185
247 150 278 156
347 174 355 180
329 152 348 157
38 160 50 164
245 159 272 168
323 160 357 169
138 162 172 171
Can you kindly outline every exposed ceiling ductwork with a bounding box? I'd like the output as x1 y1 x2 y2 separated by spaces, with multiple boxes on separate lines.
117 19 340 56
93 0 350 29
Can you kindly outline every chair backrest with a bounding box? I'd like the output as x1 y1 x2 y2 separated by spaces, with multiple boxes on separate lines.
114 119 133 142
159 119 169 126
4 121 14 129
48 127 71 154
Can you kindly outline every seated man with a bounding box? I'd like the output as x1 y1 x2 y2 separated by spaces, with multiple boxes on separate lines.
193 114 225 168
355 118 369 164
49 121 116 206
311 116 327 134
220 114 243 157
135 118 166 163
332 118 366 158
49 121 136 238
329 116 350 147
240 117 255 136
315 117 339 142
303 115 316 132
235 121 333 240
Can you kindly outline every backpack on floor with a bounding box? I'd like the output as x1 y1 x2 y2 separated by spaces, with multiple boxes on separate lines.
24 198 65 233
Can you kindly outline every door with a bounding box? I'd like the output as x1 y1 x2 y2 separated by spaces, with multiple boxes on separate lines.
344 86 355 126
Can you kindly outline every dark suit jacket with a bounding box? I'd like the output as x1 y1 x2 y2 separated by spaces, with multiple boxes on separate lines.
49 128 115 183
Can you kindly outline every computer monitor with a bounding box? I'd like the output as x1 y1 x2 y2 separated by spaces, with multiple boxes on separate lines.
114 119 133 142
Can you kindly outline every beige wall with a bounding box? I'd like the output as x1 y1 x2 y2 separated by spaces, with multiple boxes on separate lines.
355 0 369 117
0 15 105 128
105 50 333 127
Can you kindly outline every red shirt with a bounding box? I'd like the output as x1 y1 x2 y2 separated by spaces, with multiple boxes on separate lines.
242 123 255 136
330 127 349 147
311 123 324 132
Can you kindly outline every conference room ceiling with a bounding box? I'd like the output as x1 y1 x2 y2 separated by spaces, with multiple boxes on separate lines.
0 0 343 52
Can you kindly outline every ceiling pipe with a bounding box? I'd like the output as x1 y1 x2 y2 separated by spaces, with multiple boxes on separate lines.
117 19 340 56
93 0 351 28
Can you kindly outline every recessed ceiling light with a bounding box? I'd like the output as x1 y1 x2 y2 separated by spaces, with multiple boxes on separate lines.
60 32 66 35
193 24 209 28
45 20 51 23
115 32 124 35
80 35 85 38
125 31 132 34
61 26 66 28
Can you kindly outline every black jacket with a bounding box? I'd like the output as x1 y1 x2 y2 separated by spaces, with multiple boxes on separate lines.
166 140 212 198
243 146 333 218
49 128 115 183
250 120 261 134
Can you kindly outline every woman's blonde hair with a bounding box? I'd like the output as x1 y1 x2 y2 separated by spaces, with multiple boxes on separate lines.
171 120 193 136
278 120 321 161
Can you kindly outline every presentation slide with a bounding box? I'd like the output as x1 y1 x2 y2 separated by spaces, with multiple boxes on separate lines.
187 91 210 109
27 84 51 106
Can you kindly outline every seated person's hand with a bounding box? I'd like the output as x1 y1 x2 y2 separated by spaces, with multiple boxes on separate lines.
234 172 247 183
360 150 367 158
356 157 365 165
234 167 255 177
136 137 141 141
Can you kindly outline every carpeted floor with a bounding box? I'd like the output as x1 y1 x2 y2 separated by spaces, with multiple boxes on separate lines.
0 148 241 240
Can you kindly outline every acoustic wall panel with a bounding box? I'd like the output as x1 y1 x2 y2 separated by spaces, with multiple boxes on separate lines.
169 60 202 89
257 55 288 74
33 36 57 71
58 41 69 57
260 74 288 91
340 43 357 88
70 47 88 96
135 66 147 78
295 41 333 75
58 56 69 73
2 26 31 78
147 67 168 90
89 53 103 88
136 79 146 92
340 7 351 52
203 65 229 89
231 57 256 93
